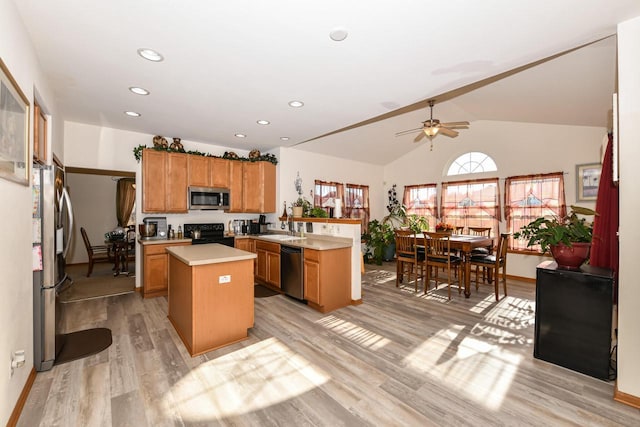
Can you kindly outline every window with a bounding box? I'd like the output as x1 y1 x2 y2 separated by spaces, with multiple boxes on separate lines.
313 180 344 214
344 183 370 231
403 184 438 230
505 172 566 252
441 178 500 236
447 152 497 176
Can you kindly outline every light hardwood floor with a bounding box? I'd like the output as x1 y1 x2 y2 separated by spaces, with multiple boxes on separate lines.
18 263 640 426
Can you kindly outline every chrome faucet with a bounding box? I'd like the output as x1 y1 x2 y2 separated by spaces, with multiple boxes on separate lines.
288 215 295 235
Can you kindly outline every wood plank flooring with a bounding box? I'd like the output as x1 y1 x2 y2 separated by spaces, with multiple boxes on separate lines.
18 263 640 426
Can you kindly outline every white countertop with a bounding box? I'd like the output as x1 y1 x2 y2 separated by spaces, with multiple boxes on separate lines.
138 238 192 245
166 243 257 266
252 234 352 250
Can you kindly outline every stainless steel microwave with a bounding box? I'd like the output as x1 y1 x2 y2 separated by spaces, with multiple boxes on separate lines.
188 187 230 210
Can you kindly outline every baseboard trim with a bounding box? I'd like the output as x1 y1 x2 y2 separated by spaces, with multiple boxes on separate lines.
7 367 37 427
506 274 536 283
351 299 363 306
614 384 640 409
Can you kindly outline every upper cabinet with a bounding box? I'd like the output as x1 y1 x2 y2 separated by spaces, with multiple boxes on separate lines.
142 149 188 213
33 102 47 164
142 149 275 214
188 154 210 187
242 161 276 213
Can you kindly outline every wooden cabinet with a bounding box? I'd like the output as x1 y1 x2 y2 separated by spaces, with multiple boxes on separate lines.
242 161 276 213
210 157 230 188
142 241 191 298
255 240 280 288
142 149 188 213
188 154 210 187
33 102 47 164
235 237 257 273
304 247 351 313
228 161 244 212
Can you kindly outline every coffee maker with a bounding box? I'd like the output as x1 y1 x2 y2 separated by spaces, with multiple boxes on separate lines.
143 216 168 239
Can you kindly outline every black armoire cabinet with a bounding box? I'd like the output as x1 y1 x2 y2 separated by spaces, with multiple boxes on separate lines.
535 260 614 380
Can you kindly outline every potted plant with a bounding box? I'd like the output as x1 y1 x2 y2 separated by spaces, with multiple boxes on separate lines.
513 205 597 269
435 222 455 233
362 219 395 265
292 197 312 217
407 214 430 233
308 206 329 218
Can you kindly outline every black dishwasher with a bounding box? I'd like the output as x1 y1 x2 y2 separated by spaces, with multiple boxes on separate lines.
281 245 304 300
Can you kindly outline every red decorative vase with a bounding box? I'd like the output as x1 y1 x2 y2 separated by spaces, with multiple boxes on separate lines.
550 242 591 269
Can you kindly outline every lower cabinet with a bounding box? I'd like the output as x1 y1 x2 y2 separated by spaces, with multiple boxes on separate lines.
304 247 351 313
255 240 280 288
142 241 191 298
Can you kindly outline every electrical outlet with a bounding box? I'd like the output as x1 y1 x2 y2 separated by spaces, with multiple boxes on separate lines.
219 275 231 284
10 350 25 376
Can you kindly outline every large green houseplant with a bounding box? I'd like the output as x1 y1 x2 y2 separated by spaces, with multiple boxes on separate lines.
513 205 597 268
362 220 395 265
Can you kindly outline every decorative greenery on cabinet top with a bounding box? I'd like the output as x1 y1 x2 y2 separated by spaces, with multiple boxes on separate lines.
133 144 278 165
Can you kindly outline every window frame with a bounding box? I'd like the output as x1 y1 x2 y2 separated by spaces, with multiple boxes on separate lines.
344 183 370 232
440 177 501 236
402 183 438 231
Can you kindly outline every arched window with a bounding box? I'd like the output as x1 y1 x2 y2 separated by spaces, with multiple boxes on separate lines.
447 152 497 176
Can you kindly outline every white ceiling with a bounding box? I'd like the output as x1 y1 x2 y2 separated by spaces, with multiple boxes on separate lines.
13 1 640 165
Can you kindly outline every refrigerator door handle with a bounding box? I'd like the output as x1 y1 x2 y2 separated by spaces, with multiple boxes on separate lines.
59 187 74 259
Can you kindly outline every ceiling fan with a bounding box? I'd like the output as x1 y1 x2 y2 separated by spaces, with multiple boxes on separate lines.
395 100 469 148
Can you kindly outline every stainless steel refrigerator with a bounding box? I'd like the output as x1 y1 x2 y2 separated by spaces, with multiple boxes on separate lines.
32 163 74 371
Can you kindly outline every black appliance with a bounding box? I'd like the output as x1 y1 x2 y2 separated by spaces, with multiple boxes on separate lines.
188 186 230 210
281 245 304 300
534 261 614 380
184 223 234 247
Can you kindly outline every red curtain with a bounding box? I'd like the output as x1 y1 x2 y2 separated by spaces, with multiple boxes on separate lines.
590 134 619 277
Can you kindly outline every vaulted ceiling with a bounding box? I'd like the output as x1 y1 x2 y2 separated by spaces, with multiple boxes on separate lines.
14 1 640 165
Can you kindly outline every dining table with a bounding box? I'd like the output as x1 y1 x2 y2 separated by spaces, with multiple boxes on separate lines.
416 233 494 298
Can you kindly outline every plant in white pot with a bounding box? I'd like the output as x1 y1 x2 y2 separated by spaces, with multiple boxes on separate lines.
513 205 597 269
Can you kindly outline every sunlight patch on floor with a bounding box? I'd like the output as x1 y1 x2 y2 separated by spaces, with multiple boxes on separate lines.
316 315 391 350
167 337 329 422
405 323 522 410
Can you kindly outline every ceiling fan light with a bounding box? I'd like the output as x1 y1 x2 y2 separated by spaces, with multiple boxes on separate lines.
424 127 439 137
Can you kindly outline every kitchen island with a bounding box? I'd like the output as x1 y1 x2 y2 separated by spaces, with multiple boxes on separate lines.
166 244 256 356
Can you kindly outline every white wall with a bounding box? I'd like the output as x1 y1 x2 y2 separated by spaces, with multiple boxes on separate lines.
66 173 120 264
0 0 60 423
384 120 605 279
616 15 640 401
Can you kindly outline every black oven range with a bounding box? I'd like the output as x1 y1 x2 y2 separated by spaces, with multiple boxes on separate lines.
184 223 234 247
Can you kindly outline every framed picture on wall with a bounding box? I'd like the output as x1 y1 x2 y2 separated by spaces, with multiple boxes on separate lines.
0 58 30 186
576 163 602 202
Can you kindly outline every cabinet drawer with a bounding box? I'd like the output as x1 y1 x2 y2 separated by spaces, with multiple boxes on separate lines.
304 248 320 262
144 242 190 255
255 240 280 253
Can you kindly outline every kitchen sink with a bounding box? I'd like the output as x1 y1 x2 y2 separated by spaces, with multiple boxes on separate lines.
259 234 307 242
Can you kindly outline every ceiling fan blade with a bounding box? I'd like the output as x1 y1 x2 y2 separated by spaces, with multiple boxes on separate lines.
438 127 459 138
413 131 426 142
440 121 469 128
395 127 423 137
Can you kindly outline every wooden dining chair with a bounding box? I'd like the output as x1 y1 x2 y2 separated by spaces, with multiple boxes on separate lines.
470 233 510 301
395 229 424 291
423 231 462 299
454 225 465 234
80 227 114 277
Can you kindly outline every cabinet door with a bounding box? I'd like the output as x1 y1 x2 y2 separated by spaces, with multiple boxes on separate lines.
266 251 281 288
228 161 244 212
304 259 320 304
144 252 168 297
235 238 251 251
188 154 211 187
142 149 166 212
256 248 267 282
242 162 262 213
166 153 188 212
211 158 230 188
261 162 276 213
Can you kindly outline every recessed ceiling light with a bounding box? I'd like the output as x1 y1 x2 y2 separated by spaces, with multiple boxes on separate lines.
124 111 141 117
129 86 150 95
280 137 290 141
235 133 246 138
329 27 348 42
288 100 304 108
137 48 164 62
256 120 270 125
